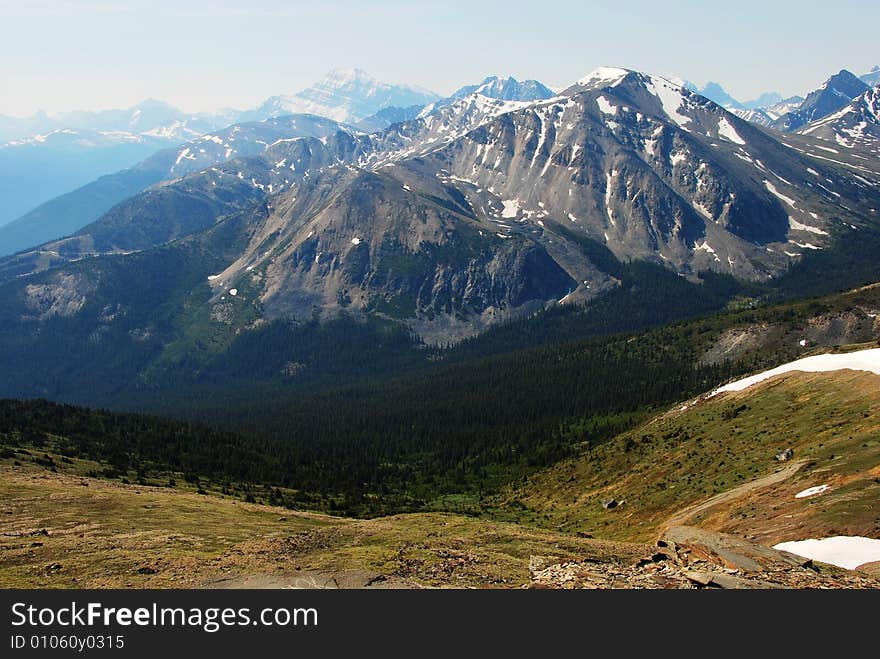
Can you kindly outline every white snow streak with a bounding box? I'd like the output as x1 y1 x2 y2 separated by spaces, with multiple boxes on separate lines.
712 347 880 395
773 537 880 570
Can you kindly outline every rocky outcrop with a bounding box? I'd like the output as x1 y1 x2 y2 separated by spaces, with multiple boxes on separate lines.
529 526 880 589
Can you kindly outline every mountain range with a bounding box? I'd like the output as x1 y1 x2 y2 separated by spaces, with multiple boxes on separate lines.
0 70 438 235
0 101 239 229
2 58 880 594
0 63 878 406
5 65 879 252
0 73 547 258
239 68 440 124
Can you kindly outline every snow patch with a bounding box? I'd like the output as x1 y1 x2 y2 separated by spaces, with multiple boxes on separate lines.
712 347 880 395
576 67 629 88
773 537 880 570
764 180 796 208
788 217 828 235
794 484 829 499
595 96 617 116
646 76 692 127
717 117 746 145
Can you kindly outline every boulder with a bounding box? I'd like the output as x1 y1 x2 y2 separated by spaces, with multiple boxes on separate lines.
775 448 794 462
662 526 808 573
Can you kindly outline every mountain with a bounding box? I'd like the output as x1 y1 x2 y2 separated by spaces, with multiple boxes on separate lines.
354 105 425 133
0 100 244 230
796 84 880 153
772 70 869 131
0 99 236 144
762 95 804 120
743 91 783 109
0 115 347 257
861 65 880 87
0 83 557 267
245 68 440 124
0 110 55 143
414 75 556 119
690 82 785 113
450 75 556 102
2 66 878 359
727 96 801 128
0 71 548 250
54 98 230 138
695 82 744 109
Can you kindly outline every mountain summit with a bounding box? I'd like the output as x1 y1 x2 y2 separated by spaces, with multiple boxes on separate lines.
772 69 869 131
450 76 555 102
250 68 440 123
861 65 880 87
797 84 880 152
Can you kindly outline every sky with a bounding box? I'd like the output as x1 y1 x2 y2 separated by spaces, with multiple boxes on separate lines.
1 0 878 117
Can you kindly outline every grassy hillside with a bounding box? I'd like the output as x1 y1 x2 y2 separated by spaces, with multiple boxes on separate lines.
0 464 643 589
502 366 880 544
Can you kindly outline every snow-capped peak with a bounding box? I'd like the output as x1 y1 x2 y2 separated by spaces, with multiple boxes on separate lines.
253 69 440 124
323 67 375 85
575 67 631 89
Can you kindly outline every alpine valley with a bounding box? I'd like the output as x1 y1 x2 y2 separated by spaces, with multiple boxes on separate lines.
2 61 880 590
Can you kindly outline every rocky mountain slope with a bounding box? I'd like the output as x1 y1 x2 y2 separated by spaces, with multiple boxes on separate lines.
0 74 550 258
771 70 869 132
796 84 880 154
0 70 442 254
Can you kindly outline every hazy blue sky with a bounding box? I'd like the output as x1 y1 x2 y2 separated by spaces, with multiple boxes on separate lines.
1 0 877 116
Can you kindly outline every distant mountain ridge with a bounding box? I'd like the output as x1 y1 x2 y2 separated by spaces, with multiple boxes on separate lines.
0 98 237 144
242 68 440 124
451 75 556 102
0 115 348 257
0 71 552 256
0 100 241 229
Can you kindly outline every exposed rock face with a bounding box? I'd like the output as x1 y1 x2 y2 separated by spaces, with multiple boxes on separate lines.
24 273 96 320
699 306 880 367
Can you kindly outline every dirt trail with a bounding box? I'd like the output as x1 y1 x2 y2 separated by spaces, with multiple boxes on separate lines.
660 460 805 534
